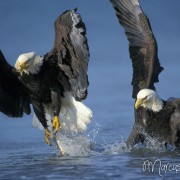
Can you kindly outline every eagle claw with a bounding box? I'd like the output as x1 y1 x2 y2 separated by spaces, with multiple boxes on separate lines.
45 129 52 146
52 116 61 132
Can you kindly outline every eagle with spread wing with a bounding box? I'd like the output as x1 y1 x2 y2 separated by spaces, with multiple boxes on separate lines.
110 0 180 148
0 9 92 146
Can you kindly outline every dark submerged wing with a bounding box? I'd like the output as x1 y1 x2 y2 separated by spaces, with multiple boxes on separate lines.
110 0 163 98
48 9 89 101
0 50 31 117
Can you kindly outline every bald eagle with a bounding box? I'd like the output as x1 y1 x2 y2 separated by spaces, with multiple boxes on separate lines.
110 0 180 148
0 9 92 146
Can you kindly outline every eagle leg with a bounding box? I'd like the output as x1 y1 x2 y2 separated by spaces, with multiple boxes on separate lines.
51 87 61 133
32 100 52 145
126 128 145 148
52 116 61 132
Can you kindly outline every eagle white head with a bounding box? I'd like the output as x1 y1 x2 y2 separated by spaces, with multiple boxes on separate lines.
15 52 43 75
135 89 163 112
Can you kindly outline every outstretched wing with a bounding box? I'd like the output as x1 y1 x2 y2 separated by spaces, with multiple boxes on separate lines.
110 0 163 98
0 50 31 117
47 9 89 101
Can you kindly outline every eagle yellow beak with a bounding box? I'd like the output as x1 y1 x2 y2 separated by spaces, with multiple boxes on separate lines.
19 62 26 71
135 98 143 109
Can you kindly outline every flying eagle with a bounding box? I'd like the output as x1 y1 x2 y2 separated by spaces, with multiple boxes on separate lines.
0 9 92 146
110 0 180 148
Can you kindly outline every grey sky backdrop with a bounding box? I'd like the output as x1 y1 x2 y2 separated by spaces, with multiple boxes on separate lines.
0 0 180 141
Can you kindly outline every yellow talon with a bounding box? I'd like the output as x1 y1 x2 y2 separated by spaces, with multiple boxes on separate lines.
45 129 52 146
52 116 61 132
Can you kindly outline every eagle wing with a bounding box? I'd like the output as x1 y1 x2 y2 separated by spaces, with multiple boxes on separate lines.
110 0 163 98
47 9 89 101
0 50 31 117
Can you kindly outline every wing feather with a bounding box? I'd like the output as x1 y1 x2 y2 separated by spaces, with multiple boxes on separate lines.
110 0 163 98
47 9 89 101
0 50 31 117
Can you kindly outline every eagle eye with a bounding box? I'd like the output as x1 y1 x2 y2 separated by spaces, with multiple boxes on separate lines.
143 96 148 100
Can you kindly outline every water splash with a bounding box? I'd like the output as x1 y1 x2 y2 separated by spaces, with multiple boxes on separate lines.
136 133 175 152
143 137 167 152
50 123 176 157
104 136 131 154
101 132 176 155
54 135 93 157
130 128 177 153
87 123 101 143
51 123 101 157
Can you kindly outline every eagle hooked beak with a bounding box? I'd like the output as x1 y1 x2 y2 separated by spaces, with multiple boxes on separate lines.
19 61 30 73
135 98 143 109
19 62 26 71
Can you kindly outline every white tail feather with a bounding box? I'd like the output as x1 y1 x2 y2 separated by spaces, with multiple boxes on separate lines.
32 92 93 135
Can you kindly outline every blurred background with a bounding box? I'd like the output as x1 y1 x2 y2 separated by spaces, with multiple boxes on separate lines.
0 0 180 146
